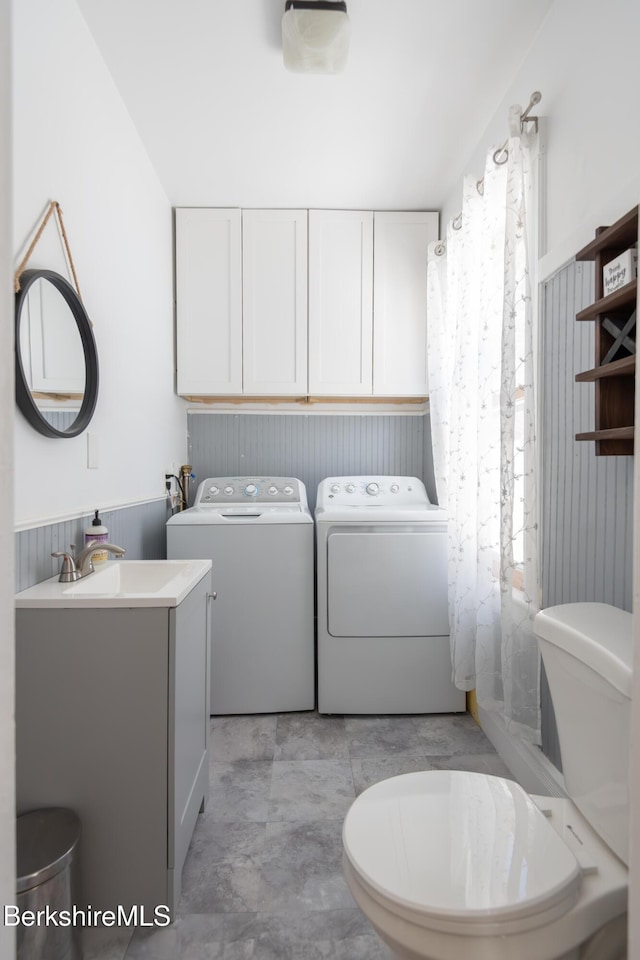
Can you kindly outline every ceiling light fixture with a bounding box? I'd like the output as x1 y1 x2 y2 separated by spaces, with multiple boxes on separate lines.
282 1 350 75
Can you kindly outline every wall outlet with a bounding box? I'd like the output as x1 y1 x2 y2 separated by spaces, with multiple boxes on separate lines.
164 464 178 501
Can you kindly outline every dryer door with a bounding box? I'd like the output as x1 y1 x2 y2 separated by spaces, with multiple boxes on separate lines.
327 526 449 637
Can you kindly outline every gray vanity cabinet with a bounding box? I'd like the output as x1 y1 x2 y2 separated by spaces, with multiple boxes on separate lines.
15 571 211 917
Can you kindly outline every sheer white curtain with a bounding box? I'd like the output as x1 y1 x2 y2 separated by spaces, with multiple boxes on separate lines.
427 107 540 744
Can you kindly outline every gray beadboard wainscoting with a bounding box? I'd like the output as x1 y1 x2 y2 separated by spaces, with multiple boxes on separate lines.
540 258 634 769
15 498 170 593
542 259 633 609
187 411 437 511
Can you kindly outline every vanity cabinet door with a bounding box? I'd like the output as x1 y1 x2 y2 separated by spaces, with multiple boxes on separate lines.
168 574 211 907
373 211 439 396
308 210 373 396
175 207 242 395
15 607 171 913
242 209 308 395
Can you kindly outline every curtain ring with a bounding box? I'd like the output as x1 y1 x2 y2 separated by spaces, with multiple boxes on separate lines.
434 241 446 256
476 178 485 196
493 142 509 165
452 213 462 231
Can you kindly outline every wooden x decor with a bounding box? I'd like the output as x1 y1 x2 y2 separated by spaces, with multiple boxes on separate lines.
602 309 636 365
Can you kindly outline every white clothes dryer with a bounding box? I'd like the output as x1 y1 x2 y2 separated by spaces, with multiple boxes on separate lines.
167 477 314 715
315 476 464 714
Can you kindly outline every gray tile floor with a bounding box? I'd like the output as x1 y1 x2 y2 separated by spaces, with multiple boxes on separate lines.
84 710 514 960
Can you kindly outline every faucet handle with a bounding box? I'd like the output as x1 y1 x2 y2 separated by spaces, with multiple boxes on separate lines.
51 551 81 583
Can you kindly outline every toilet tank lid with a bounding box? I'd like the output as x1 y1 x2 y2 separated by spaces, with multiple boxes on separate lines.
535 603 633 698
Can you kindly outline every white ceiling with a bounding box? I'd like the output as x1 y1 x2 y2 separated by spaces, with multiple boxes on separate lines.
75 0 554 210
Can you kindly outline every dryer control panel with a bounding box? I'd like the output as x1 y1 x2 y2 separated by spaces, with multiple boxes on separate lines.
317 476 430 508
195 477 305 505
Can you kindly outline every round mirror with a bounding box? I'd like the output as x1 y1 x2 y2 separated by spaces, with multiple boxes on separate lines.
15 269 99 438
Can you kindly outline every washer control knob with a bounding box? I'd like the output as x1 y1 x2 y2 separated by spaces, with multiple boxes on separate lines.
366 482 380 496
268 485 278 495
346 483 356 493
244 483 258 497
283 485 294 496
330 483 341 494
209 485 219 496
224 485 234 496
390 483 400 494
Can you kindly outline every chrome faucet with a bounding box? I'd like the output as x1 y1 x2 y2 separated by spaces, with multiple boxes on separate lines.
75 541 126 577
51 551 81 582
52 541 126 581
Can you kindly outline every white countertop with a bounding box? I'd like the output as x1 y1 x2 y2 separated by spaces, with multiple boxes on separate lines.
15 559 212 608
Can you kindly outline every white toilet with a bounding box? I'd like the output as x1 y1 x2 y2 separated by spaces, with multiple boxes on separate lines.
342 603 631 960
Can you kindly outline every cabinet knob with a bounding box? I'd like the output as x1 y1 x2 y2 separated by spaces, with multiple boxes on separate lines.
208 591 218 601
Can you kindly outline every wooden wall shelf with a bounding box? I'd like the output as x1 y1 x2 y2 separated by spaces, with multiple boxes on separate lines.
576 426 635 442
576 206 638 261
576 278 637 322
574 205 638 456
575 354 635 382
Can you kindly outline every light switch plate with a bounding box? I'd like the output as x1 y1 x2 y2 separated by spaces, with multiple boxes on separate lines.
87 432 99 469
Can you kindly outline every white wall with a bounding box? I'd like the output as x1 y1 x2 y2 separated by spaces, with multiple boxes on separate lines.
12 0 186 528
0 0 14 952
442 0 640 279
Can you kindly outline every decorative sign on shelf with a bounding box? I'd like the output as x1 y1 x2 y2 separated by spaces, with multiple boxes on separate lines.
603 247 638 297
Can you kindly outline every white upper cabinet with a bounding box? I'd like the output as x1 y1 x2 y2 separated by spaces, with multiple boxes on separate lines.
175 207 438 399
242 210 308 396
373 211 439 396
308 210 373 396
175 208 242 395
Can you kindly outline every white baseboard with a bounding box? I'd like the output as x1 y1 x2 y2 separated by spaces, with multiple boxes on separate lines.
478 705 567 798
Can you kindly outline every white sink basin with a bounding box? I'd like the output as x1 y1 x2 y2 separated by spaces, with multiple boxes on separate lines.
65 561 191 596
15 559 212 608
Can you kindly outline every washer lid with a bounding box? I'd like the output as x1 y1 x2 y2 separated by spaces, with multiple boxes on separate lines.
343 771 582 929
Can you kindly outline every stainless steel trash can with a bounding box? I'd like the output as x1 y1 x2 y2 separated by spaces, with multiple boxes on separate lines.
16 808 83 960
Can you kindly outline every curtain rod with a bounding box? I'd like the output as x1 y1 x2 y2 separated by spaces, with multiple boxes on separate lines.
492 90 542 165
435 91 542 250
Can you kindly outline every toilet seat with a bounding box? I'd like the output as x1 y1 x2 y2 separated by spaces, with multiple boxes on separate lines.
343 770 583 938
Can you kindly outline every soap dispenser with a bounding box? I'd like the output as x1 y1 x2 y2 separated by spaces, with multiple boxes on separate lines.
85 509 109 565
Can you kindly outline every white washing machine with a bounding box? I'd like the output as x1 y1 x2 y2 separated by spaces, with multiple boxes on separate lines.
315 476 464 715
167 477 315 715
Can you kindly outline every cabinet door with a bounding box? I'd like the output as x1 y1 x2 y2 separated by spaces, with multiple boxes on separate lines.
242 209 308 395
308 210 373 396
373 211 439 396
169 575 211 907
175 208 242 395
